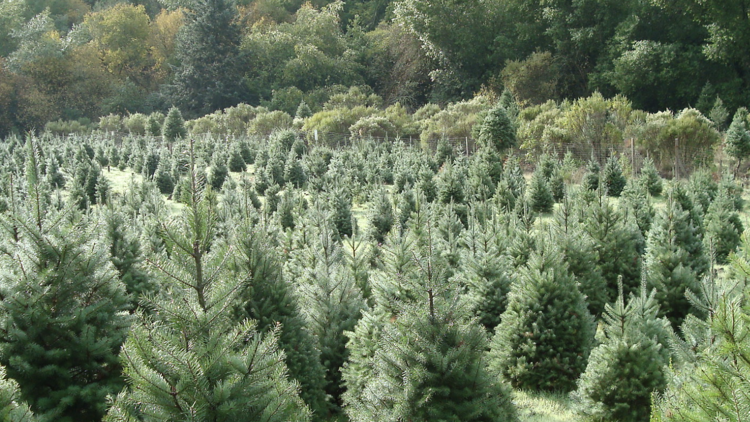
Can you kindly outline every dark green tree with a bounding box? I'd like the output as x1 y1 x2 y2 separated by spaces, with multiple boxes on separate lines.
572 284 671 422
477 103 517 153
167 0 248 117
146 112 163 137
725 107 750 175
488 243 594 392
527 167 554 213
329 187 353 239
703 190 743 264
368 188 394 243
228 146 246 172
0 185 130 421
232 226 330 420
161 106 187 142
102 209 156 302
583 159 600 191
639 156 663 196
645 195 705 327
602 155 626 197
208 154 228 191
284 152 306 188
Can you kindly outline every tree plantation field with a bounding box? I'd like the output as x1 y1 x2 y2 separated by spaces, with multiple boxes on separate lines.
1 117 750 422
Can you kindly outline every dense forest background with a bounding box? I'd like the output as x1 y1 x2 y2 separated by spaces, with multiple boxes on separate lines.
1 0 750 136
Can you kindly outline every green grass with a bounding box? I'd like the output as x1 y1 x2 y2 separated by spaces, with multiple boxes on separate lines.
513 390 592 422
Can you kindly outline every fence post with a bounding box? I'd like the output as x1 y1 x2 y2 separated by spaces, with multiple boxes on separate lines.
674 137 679 179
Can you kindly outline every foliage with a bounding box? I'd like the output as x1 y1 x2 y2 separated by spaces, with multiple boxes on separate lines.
602 154 626 197
489 244 594 392
162 106 186 142
477 102 517 153
572 284 671 422
106 158 310 421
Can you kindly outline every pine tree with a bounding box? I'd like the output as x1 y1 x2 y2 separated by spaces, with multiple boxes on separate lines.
368 188 394 243
162 106 187 142
329 187 353 239
296 100 313 120
167 0 248 117
640 156 663 196
289 208 365 411
572 283 671 422
102 209 156 303
459 209 513 331
652 255 750 422
549 167 565 202
582 195 644 300
527 167 554 213
645 194 705 327
552 196 609 317
154 162 175 195
477 102 517 153
343 209 518 422
583 158 600 191
208 153 228 191
489 243 594 392
106 147 310 422
0 365 37 422
437 160 466 204
284 151 306 188
602 155 626 197
621 177 655 236
228 146 246 172
232 225 330 420
0 185 131 421
703 189 743 264
725 107 750 175
146 112 164 137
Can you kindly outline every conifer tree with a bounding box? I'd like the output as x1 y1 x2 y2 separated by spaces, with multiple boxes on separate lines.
552 196 609 316
329 187 353 239
106 146 310 422
0 365 37 422
549 167 565 202
232 225 330 420
652 254 750 422
154 162 174 195
602 154 626 197
527 167 554 213
162 106 186 142
296 100 313 120
437 160 466 204
459 209 513 330
167 0 248 117
102 209 156 302
284 151 306 188
703 189 743 264
582 195 644 299
368 188 394 243
477 102 517 153
290 208 365 410
0 151 131 421
725 107 750 175
640 156 663 196
645 194 704 327
583 158 600 191
343 207 518 422
146 112 164 137
228 146 246 172
208 153 228 191
621 177 655 236
489 242 594 392
572 283 671 422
